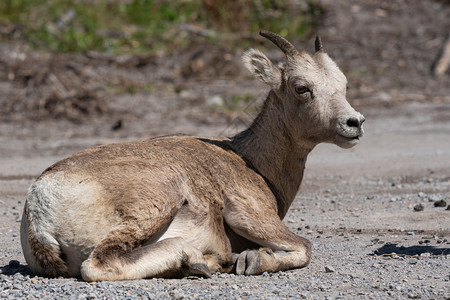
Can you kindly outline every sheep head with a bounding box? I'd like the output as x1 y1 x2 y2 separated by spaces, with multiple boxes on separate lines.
242 30 365 149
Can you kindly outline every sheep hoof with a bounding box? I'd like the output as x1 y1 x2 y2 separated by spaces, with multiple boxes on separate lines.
245 250 260 275
235 250 260 275
187 263 211 278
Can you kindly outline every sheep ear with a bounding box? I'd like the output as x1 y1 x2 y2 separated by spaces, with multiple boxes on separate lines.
242 49 282 89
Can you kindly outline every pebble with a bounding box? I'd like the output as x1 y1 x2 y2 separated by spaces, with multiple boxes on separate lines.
434 200 447 207
413 204 424 212
8 260 20 268
324 265 335 273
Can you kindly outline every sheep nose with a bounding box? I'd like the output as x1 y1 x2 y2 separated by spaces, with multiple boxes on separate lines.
346 115 365 128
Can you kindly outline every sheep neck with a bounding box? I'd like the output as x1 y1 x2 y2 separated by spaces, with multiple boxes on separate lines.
231 90 314 219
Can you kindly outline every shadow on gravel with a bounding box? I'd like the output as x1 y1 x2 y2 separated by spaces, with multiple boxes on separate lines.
372 243 450 256
0 260 32 277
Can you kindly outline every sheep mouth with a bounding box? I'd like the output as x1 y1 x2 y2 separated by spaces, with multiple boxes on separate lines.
335 133 361 148
337 134 360 141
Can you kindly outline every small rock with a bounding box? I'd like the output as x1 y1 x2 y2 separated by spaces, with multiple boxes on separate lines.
408 258 419 264
413 204 424 212
318 284 327 291
358 291 367 295
324 265 335 273
434 200 447 207
8 260 20 268
408 293 420 299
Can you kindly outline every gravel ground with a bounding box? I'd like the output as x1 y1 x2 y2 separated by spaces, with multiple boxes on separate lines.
1 101 449 299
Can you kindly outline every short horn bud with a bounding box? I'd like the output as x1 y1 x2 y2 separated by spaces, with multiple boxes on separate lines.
259 30 299 57
315 35 323 53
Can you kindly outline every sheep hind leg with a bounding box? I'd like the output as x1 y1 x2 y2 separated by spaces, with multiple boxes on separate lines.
81 237 212 281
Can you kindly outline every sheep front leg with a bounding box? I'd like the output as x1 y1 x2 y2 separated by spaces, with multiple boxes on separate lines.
232 246 310 275
225 206 311 275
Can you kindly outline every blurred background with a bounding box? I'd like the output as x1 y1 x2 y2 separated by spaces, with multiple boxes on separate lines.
0 0 448 136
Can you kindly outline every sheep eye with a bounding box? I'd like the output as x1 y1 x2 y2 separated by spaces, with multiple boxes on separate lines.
295 86 310 95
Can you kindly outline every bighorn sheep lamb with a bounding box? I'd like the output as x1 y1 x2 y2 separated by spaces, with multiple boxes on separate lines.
21 30 365 281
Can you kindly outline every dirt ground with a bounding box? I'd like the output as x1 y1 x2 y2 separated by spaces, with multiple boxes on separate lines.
0 0 449 299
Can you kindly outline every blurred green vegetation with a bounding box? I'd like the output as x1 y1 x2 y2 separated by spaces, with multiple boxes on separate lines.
227 94 255 111
0 0 323 54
